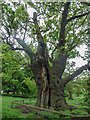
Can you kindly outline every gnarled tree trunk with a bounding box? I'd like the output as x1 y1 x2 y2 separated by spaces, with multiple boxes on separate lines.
31 55 50 108
31 53 70 110
31 54 89 111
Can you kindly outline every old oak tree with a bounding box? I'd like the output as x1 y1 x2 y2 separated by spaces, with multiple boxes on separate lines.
1 1 90 110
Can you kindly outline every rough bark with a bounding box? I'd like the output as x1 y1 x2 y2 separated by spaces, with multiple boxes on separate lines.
30 54 49 108
31 63 69 110
30 11 50 108
53 54 68 78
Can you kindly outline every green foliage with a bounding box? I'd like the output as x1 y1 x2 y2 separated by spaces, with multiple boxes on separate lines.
83 75 90 105
71 109 88 115
60 109 88 115
1 2 29 31
84 91 90 105
21 78 37 98
2 43 37 97
15 5 29 22
64 89 69 97
2 43 24 94
64 63 88 99
2 108 23 118
60 110 71 114
1 2 89 117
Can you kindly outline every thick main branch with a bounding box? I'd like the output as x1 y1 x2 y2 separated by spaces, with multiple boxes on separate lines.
63 63 89 85
33 12 48 60
51 3 70 57
59 2 70 46
15 38 34 60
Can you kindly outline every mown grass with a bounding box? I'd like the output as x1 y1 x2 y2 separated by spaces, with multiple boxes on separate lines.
66 96 90 112
2 96 36 119
60 109 88 115
2 96 24 118
1 95 89 119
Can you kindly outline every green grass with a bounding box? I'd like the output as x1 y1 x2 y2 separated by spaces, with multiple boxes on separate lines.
66 96 90 112
1 95 89 119
60 109 88 115
2 96 36 118
2 96 24 118
24 99 36 105
66 96 85 105
42 111 60 118
25 110 60 119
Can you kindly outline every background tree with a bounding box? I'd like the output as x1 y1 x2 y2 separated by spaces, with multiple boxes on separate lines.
2 43 24 94
2 43 37 97
1 1 90 110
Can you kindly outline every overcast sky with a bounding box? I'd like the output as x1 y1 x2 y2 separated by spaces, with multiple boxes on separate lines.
69 45 87 67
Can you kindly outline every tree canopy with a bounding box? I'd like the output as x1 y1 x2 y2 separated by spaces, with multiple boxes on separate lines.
1 1 89 57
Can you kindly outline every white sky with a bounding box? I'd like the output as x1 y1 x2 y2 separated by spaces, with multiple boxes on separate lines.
69 45 87 67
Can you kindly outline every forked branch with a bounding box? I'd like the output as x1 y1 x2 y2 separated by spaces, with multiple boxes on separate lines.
63 63 89 85
66 11 90 24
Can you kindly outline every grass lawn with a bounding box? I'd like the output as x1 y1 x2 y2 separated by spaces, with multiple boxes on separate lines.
2 96 36 119
1 95 89 119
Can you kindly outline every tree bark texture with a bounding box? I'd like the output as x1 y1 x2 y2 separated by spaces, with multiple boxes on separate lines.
31 54 49 108
32 63 68 110
30 54 89 111
31 55 68 110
